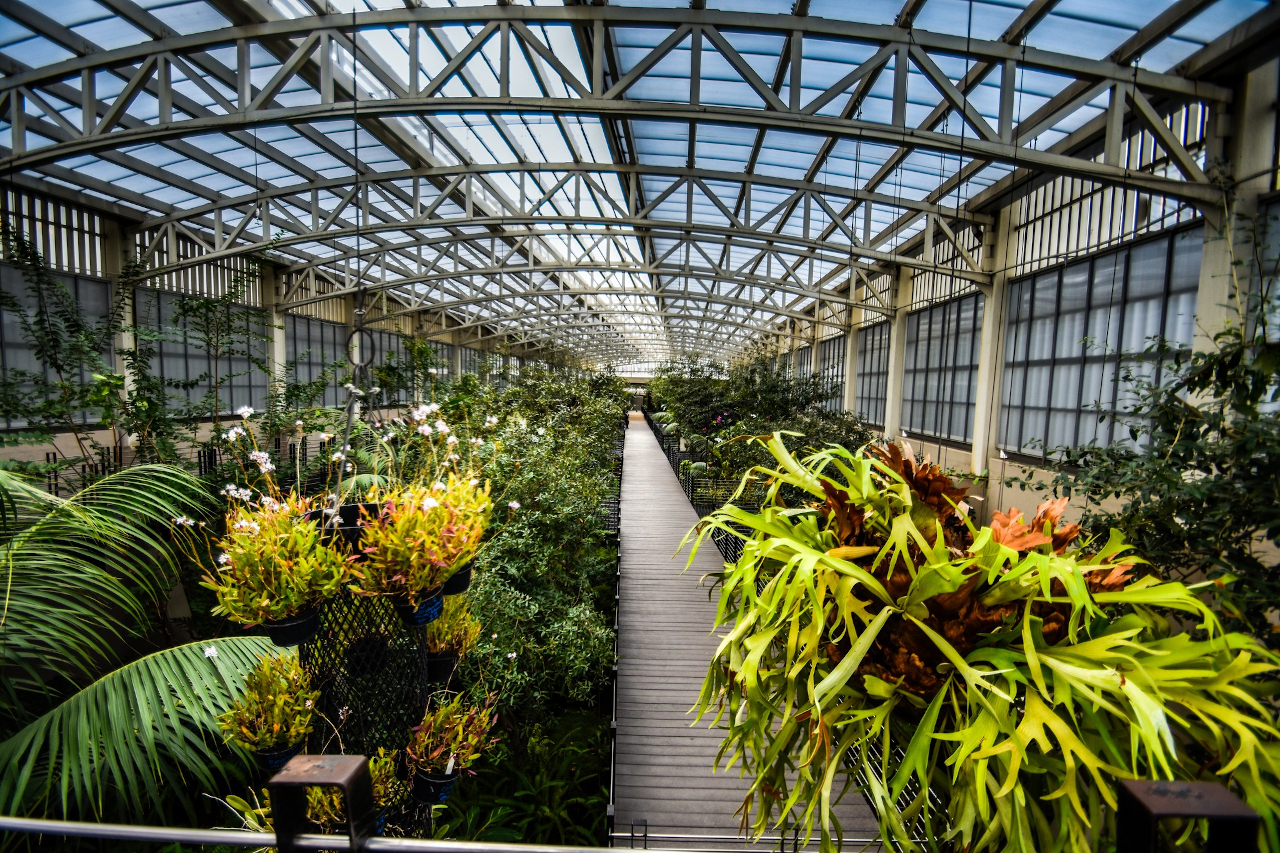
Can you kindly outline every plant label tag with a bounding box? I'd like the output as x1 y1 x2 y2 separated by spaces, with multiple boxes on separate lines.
446 754 455 774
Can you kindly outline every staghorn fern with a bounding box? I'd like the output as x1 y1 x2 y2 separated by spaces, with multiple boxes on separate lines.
0 636 275 822
687 434 1280 853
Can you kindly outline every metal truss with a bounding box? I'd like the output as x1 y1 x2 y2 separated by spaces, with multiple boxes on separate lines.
0 7 1227 202
0 0 1253 366
130 163 991 281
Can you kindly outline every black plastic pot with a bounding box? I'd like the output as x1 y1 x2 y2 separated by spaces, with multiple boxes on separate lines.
393 589 444 628
425 652 458 687
441 563 472 596
411 769 459 804
263 607 321 646
302 502 382 554
256 741 303 772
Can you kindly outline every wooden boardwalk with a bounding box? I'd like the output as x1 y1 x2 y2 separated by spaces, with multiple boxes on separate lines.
613 413 880 851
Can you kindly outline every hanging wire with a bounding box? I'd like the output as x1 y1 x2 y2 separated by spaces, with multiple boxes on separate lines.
331 4 375 515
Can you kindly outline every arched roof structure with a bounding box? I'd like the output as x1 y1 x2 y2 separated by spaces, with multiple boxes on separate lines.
1 0 1273 373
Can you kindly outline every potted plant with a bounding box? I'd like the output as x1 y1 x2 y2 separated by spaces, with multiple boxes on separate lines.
424 598 481 687
404 692 498 804
202 494 350 645
217 652 319 771
351 475 492 627
302 748 408 835
689 435 1280 853
223 748 409 836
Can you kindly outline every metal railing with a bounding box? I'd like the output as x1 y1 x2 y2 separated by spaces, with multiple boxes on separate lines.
0 814 617 852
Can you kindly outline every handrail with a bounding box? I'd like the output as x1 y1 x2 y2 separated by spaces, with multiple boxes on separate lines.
0 816 619 852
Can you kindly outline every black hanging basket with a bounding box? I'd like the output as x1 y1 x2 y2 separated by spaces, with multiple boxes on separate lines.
302 502 381 554
425 652 458 688
299 595 432 758
263 607 321 647
411 769 460 805
256 741 303 772
441 563 473 596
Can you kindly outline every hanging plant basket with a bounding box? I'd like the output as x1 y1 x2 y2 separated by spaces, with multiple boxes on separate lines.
263 606 321 647
425 652 458 688
393 589 444 628
302 502 382 555
441 563 472 596
411 769 459 804
256 741 304 772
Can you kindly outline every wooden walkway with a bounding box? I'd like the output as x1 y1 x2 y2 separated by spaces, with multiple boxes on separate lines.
613 413 879 851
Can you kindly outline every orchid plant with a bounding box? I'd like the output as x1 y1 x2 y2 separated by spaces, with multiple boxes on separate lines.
405 692 499 777
350 474 493 606
217 652 319 753
688 435 1280 853
200 491 349 625
426 597 482 658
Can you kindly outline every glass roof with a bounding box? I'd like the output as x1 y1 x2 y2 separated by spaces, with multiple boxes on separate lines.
0 0 1264 373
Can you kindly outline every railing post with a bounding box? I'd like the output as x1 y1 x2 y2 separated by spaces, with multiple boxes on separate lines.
1116 780 1259 853
268 755 376 853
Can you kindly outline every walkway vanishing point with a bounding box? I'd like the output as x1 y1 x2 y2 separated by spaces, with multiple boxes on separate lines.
612 412 880 851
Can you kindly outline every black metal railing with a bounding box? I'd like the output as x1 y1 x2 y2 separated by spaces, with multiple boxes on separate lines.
4 770 1259 853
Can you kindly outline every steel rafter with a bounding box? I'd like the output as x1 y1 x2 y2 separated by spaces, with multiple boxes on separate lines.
0 0 1255 368
0 7 1227 204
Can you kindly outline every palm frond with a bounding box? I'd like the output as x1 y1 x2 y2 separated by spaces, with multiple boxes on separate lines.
0 636 275 822
0 464 212 726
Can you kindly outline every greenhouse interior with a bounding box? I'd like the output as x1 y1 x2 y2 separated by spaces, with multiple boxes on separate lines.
0 0 1278 850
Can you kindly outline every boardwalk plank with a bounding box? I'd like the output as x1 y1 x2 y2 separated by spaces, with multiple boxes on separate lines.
613 413 878 851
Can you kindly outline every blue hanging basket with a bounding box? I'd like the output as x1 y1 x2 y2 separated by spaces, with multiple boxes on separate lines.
411 770 459 804
394 589 444 627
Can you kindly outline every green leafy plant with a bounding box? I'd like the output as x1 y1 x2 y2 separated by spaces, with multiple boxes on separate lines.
441 711 609 845
689 434 1280 853
426 597 482 657
406 692 500 777
217 652 319 752
0 464 212 730
0 636 274 822
201 493 349 625
352 476 492 606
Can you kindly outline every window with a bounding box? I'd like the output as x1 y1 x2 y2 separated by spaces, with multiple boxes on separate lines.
366 330 404 404
134 288 271 416
1 263 113 429
793 345 812 376
855 322 890 428
285 314 349 409
818 335 846 411
427 340 454 382
901 294 984 443
999 227 1202 457
460 346 485 377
